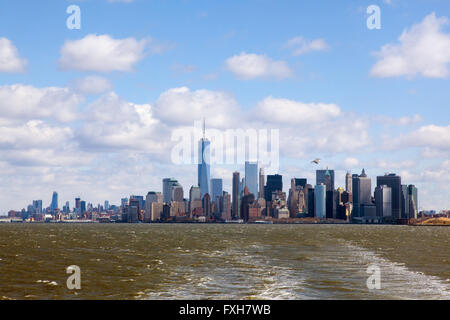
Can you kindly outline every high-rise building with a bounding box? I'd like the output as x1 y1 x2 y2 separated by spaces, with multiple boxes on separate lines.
144 191 160 222
189 186 201 202
104 200 109 211
198 121 210 198
326 190 338 219
221 191 232 220
32 200 43 214
258 168 265 199
306 185 314 217
314 184 326 218
232 172 240 219
163 178 181 204
345 172 352 194
377 173 402 220
50 192 58 211
245 161 258 197
408 185 418 219
375 185 392 218
352 169 372 218
80 201 86 214
172 186 184 202
264 174 283 202
210 178 223 206
240 193 255 222
202 193 211 219
316 169 335 191
401 184 410 219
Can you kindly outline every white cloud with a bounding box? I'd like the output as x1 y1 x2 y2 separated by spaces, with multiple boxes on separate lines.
344 157 360 168
399 125 450 150
71 75 113 95
59 34 147 72
374 114 423 126
285 37 329 56
0 120 72 150
77 92 167 152
0 84 82 122
0 38 27 73
371 13 450 78
252 96 341 125
225 52 292 80
377 160 416 169
153 87 241 128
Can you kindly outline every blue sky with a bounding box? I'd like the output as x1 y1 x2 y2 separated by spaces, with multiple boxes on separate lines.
0 0 449 212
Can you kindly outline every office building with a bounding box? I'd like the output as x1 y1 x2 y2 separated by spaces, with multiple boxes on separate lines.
314 184 326 218
316 169 335 191
377 174 402 220
50 192 58 211
264 174 283 202
375 185 392 218
232 172 240 219
244 161 258 197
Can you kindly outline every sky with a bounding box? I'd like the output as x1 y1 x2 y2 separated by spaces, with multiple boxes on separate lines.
0 0 449 213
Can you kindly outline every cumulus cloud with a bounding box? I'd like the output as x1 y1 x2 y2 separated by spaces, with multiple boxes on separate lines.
71 75 113 95
0 38 27 73
225 52 292 80
344 157 360 168
371 13 450 78
401 125 450 150
285 36 329 56
77 92 167 153
153 87 241 128
0 84 82 122
0 120 72 150
252 97 341 124
59 34 147 72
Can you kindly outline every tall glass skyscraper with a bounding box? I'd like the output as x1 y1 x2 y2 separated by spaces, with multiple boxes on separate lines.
198 128 210 198
244 161 258 197
314 184 326 218
377 173 401 219
210 178 223 205
50 191 58 211
163 178 180 203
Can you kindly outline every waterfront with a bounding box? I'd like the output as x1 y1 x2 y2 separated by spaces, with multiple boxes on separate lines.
0 224 448 300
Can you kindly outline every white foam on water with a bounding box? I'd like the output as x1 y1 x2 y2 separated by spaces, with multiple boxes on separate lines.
343 241 450 300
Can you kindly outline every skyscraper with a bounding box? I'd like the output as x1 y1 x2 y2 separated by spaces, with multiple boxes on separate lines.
244 161 258 197
352 169 372 218
377 173 402 220
172 186 184 202
258 168 265 199
32 200 42 214
210 178 223 207
408 185 418 219
198 121 210 198
50 192 58 211
316 169 335 191
232 172 240 219
264 174 283 202
163 178 180 204
375 185 392 218
314 184 326 218
345 172 352 194
144 191 159 222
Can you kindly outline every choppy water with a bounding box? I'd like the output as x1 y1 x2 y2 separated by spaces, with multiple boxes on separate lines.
0 224 448 300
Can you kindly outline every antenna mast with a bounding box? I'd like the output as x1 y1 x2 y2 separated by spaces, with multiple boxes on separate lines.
203 117 206 139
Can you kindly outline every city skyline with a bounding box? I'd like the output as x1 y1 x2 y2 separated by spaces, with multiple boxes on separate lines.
0 1 449 212
6 160 424 219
